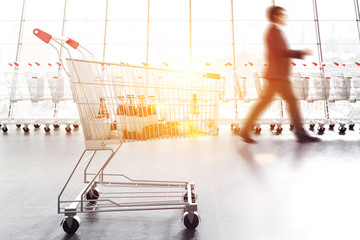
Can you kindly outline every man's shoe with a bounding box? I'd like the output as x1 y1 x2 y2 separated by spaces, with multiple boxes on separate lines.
239 132 257 144
296 134 321 143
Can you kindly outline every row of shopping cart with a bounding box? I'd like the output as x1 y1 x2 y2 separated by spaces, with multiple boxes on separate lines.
229 68 360 135
0 62 79 133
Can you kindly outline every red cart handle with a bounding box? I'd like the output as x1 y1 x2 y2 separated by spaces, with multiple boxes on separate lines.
33 28 80 49
66 38 79 49
52 36 79 49
33 28 52 44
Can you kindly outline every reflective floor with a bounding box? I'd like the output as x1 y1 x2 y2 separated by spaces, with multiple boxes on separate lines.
1 124 360 240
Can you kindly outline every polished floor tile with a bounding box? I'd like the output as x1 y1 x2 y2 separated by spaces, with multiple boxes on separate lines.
1 125 360 240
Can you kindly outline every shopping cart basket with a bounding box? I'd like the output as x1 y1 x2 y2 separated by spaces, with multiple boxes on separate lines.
34 28 220 234
2 66 29 132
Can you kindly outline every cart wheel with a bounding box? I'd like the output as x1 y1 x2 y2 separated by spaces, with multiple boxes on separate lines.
54 124 60 129
254 126 261 134
23 126 30 133
34 124 41 128
349 124 355 131
183 192 196 203
73 124 79 129
309 123 315 131
317 126 325 135
183 212 199 230
329 123 335 131
289 124 294 131
65 126 71 133
230 124 234 130
2 126 8 133
62 216 80 234
44 126 51 132
16 124 21 128
234 126 240 133
270 123 275 131
338 126 346 135
276 126 283 135
86 187 100 205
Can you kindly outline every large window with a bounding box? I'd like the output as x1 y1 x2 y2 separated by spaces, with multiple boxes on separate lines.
65 0 106 60
106 0 148 64
1 0 360 123
148 0 189 67
233 0 272 72
0 0 359 71
316 0 360 62
191 0 232 70
20 0 65 63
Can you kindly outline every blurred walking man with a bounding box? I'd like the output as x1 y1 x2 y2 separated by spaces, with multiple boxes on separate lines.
239 6 320 144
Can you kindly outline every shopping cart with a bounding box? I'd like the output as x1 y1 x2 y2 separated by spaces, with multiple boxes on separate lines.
253 72 285 134
298 71 330 134
349 70 360 103
346 70 360 131
231 69 284 135
34 28 220 234
1 64 29 132
44 62 79 133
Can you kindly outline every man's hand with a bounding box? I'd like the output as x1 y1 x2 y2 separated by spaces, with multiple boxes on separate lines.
302 49 313 56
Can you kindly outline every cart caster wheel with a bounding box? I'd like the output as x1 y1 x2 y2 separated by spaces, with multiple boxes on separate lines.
34 124 41 128
276 127 283 135
338 126 346 135
234 126 240 133
254 126 261 134
54 124 60 129
2 126 8 133
349 124 355 131
62 216 80 234
23 126 30 133
44 126 51 132
231 124 234 130
317 127 325 135
16 124 21 128
183 192 196 203
290 124 294 131
86 187 100 205
65 126 71 133
270 123 275 131
73 124 79 129
183 212 199 230
329 123 335 131
309 123 315 131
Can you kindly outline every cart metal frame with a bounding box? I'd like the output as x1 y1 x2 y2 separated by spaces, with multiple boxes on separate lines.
34 28 220 234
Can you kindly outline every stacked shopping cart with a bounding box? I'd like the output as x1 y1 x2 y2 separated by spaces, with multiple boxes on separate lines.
229 62 360 135
0 62 79 133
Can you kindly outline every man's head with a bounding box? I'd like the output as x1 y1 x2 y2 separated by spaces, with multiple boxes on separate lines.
267 6 287 26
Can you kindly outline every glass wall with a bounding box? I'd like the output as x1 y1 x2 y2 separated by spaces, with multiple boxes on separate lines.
233 0 272 73
1 0 360 125
0 0 359 70
0 0 24 65
106 0 148 64
20 0 65 63
316 0 360 62
148 0 189 67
